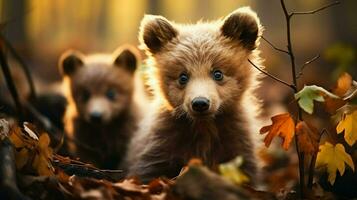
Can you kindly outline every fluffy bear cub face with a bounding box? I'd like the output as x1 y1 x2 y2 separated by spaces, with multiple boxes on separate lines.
140 7 262 119
59 47 138 124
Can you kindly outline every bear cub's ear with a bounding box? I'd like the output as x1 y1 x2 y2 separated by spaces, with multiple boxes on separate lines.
221 7 262 50
139 15 178 54
59 50 84 76
113 46 139 73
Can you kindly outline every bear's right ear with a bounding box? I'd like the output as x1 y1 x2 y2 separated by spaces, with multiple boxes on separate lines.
58 50 84 76
139 15 178 54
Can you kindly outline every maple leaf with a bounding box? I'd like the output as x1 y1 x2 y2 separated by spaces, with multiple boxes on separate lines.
334 73 353 97
336 109 357 146
295 121 319 155
260 113 295 150
219 156 249 185
324 73 351 113
315 142 355 185
295 85 339 114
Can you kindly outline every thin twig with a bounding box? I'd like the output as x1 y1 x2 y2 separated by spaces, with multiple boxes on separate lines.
0 33 36 100
280 0 305 197
248 59 295 90
261 36 289 54
290 1 340 17
0 45 24 122
296 54 320 79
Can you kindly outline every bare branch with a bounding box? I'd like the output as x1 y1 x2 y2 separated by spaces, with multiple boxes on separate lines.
307 128 327 189
261 36 289 54
291 1 340 17
0 46 24 121
296 54 320 79
0 33 37 100
281 0 304 197
248 59 295 90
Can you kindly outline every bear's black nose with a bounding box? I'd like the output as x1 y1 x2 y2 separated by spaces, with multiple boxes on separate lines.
191 97 210 112
90 112 103 123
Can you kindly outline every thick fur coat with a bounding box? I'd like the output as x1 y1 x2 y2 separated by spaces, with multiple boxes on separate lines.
126 7 264 183
60 46 144 169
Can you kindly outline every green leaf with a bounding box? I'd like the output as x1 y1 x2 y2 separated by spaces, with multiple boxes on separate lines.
295 85 340 114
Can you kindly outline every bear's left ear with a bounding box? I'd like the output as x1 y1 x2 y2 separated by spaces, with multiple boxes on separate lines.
113 46 139 73
221 7 262 50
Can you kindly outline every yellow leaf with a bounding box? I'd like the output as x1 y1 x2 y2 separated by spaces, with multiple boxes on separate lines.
315 142 355 185
260 113 295 150
336 110 357 146
219 156 249 185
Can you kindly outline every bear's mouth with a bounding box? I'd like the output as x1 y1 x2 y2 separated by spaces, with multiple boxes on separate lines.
189 111 215 119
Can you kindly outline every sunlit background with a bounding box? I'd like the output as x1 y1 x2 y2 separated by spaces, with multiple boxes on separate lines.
0 0 356 115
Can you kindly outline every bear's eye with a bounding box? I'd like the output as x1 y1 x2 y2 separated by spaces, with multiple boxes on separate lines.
178 73 189 85
106 88 117 101
212 70 224 81
80 90 90 102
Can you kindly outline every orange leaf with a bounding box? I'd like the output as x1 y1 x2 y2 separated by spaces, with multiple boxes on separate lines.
295 121 319 155
260 113 295 150
334 73 353 97
324 73 353 113
32 133 54 176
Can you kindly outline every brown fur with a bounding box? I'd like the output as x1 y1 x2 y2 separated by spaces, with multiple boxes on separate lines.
126 7 265 183
60 46 144 169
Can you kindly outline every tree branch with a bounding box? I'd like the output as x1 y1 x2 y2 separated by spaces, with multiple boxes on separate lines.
248 59 295 90
307 129 327 189
0 33 37 100
281 0 304 197
0 45 24 122
296 54 320 79
261 36 289 54
290 1 340 17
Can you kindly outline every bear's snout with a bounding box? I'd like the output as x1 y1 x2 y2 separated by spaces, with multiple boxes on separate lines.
191 97 210 112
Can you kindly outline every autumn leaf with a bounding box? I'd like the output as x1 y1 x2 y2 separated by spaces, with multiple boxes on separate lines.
324 73 351 113
295 85 339 114
334 73 353 97
15 148 30 169
315 142 355 185
295 121 319 155
260 113 295 150
219 156 249 185
336 109 357 146
32 133 54 176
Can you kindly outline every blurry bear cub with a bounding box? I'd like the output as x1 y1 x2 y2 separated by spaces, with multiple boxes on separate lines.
59 46 143 169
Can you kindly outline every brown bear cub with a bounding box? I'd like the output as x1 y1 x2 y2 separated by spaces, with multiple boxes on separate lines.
60 46 143 169
126 7 264 183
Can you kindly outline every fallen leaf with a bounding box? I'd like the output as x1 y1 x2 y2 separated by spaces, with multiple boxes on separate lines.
219 156 250 185
23 122 39 141
336 109 357 146
295 121 319 155
260 113 295 150
15 148 29 169
315 142 355 185
32 133 54 176
295 85 339 114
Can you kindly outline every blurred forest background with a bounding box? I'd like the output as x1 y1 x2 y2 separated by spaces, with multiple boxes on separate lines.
0 0 356 115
